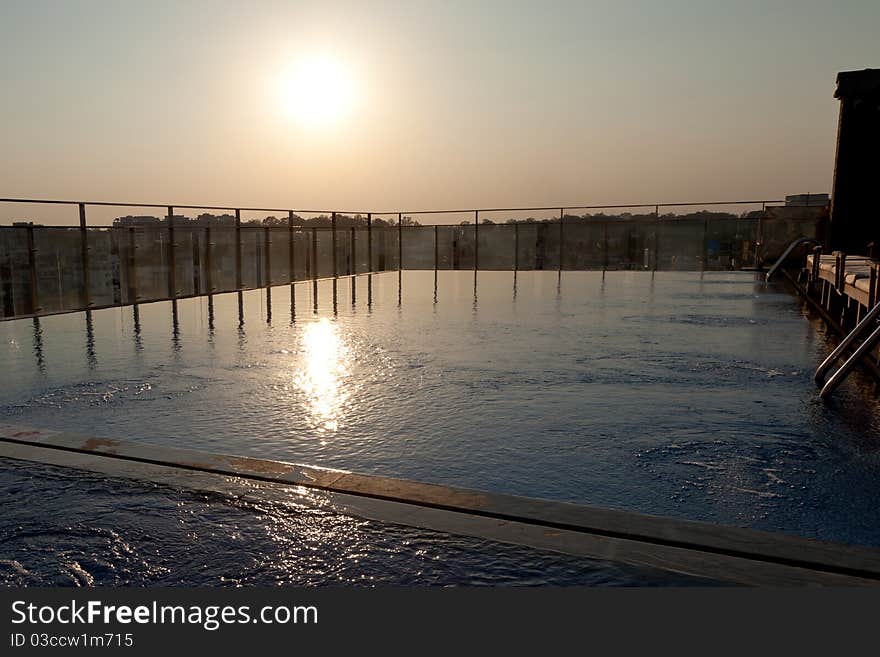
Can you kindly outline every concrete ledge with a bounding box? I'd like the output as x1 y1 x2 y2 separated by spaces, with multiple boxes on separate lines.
2 423 880 586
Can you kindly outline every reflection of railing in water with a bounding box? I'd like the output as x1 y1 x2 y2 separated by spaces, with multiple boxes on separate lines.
21 267 755 375
2 196 825 320
26 273 379 371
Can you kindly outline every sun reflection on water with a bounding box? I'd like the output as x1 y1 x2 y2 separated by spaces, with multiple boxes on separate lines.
295 318 350 436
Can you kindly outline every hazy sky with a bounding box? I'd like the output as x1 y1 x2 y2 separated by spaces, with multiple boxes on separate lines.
2 0 878 224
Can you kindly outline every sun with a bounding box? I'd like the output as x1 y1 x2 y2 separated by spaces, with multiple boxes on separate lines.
278 54 357 127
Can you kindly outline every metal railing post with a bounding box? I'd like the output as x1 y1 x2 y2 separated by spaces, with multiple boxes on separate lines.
514 222 519 272
128 226 138 302
109 229 121 304
25 223 38 314
288 211 295 282
603 221 609 272
654 204 660 272
235 209 242 290
398 212 403 271
332 211 338 277
367 213 373 272
558 208 564 272
434 227 439 305
474 210 479 271
349 226 355 275
311 227 318 281
78 203 91 308
204 226 212 293
702 219 709 272
264 224 271 288
755 202 766 268
397 213 403 305
192 227 201 294
167 206 176 298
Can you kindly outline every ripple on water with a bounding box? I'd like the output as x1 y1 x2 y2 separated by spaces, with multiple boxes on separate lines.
2 271 880 566
0 459 716 586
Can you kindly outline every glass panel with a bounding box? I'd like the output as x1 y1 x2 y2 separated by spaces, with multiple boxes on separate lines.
477 223 515 270
734 218 760 268
401 226 435 269
720 218 758 270
171 226 197 297
269 227 291 284
514 223 537 270
112 227 135 305
32 226 86 313
353 227 370 274
761 216 819 264
86 228 120 307
529 222 560 270
371 226 400 271
314 228 334 278
133 227 169 302
546 222 564 270
657 219 704 271
292 228 310 281
1 227 35 316
561 221 605 269
209 227 237 293
436 226 455 270
387 226 401 270
632 221 655 271
604 222 634 270
453 225 476 270
193 227 209 296
333 225 353 276
239 227 260 289
704 219 726 271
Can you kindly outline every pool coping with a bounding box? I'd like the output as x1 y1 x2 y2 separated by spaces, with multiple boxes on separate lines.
2 423 880 587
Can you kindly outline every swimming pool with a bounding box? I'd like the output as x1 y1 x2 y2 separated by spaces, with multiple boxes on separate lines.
2 270 880 583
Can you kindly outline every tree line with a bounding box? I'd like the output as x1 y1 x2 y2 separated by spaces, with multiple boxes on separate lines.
112 209 749 228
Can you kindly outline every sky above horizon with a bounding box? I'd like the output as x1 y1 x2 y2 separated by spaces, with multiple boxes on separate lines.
1 0 878 225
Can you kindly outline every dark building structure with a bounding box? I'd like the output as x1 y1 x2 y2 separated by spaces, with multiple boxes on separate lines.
830 68 880 254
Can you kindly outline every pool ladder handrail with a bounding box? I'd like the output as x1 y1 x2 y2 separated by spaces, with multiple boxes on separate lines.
765 237 820 281
814 301 880 398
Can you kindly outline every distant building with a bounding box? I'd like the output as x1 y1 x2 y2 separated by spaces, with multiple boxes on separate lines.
194 213 237 225
113 215 162 227
785 193 830 207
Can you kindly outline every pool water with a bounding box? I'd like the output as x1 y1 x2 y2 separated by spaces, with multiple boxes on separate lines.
2 270 880 577
2 459 716 586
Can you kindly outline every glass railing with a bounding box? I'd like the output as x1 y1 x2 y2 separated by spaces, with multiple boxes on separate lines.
0 198 825 319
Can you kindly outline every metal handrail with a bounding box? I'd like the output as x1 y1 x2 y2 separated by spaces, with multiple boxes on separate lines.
813 299 880 387
0 196 787 227
819 322 880 399
765 237 820 281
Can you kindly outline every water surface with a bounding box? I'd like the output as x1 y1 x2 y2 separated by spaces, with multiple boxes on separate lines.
2 270 880 559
